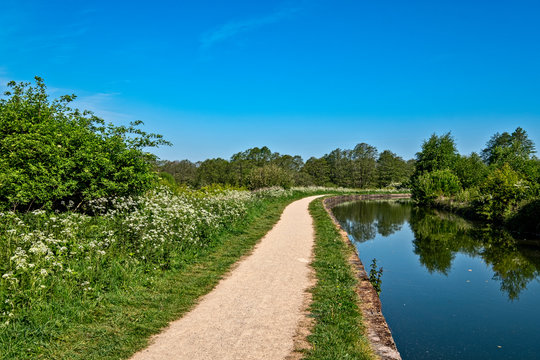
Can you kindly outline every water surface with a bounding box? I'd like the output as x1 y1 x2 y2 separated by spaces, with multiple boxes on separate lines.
332 200 540 360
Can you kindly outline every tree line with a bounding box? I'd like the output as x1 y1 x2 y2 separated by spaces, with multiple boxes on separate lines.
156 144 414 190
410 127 539 231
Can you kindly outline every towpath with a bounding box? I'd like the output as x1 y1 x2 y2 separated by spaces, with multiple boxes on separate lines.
130 195 324 360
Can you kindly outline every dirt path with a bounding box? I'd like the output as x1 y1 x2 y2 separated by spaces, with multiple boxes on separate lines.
130 195 324 360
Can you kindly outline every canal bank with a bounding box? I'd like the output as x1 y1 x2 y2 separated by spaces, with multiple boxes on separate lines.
331 198 540 360
322 194 409 360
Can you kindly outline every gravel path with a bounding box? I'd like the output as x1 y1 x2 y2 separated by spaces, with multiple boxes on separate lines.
130 195 324 360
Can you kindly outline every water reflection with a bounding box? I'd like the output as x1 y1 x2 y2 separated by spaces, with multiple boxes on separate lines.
332 200 411 242
333 201 540 301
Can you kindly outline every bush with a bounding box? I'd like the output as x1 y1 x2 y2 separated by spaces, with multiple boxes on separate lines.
247 164 294 190
507 199 540 235
473 163 527 221
411 169 461 204
0 77 168 211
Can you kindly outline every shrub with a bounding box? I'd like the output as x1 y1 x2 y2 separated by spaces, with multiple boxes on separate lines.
411 169 461 204
0 77 168 211
247 164 293 190
473 163 527 221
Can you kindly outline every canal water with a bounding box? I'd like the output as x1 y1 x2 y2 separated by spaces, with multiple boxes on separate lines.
332 200 540 360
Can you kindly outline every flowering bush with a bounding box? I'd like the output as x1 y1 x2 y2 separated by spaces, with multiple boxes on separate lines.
0 187 252 325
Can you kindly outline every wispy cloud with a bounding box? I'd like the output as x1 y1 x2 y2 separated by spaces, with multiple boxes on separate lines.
73 92 133 123
200 5 300 50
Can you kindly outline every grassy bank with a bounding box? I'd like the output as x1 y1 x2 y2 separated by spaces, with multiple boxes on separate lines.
0 187 400 359
0 188 306 359
305 198 373 359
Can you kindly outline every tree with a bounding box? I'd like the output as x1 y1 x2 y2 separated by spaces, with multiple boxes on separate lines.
157 160 198 186
376 150 411 187
411 169 462 204
453 153 488 189
413 132 459 176
196 158 231 186
302 157 331 186
230 146 278 186
272 154 304 172
481 127 536 167
0 77 168 211
247 164 293 189
475 163 527 221
351 143 378 188
324 149 353 187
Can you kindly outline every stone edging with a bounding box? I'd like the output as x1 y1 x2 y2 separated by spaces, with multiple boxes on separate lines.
322 194 409 360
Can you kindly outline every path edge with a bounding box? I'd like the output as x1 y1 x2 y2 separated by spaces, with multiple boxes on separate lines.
322 194 407 360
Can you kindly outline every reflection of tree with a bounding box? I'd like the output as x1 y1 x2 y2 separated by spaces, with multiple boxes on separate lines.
409 208 476 275
335 200 540 300
476 228 540 301
410 208 540 300
333 200 411 242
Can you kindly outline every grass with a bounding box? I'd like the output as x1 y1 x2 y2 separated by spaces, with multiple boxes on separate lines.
1 189 393 359
305 198 374 360
0 194 303 359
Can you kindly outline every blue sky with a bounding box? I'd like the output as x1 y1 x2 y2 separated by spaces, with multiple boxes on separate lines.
2 0 539 161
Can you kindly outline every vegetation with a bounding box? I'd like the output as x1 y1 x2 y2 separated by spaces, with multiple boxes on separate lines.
410 128 539 233
2 76 538 358
306 199 373 359
0 77 169 212
157 144 414 190
0 186 324 359
368 259 383 294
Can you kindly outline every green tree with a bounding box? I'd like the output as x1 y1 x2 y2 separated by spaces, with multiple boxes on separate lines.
351 143 378 188
474 163 527 221
376 150 411 187
411 169 462 204
481 127 536 169
196 158 231 186
247 164 293 189
0 77 168 211
230 146 278 186
413 132 459 176
302 157 331 186
157 159 198 186
324 149 353 187
453 152 488 189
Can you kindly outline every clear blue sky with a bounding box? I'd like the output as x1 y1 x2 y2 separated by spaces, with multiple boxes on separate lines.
2 0 539 161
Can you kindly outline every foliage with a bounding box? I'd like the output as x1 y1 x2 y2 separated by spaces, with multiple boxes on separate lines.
368 258 383 294
376 150 414 187
156 159 198 187
410 128 539 233
507 199 540 235
481 127 536 168
0 187 312 359
473 164 528 221
247 164 293 189
302 157 331 186
411 169 462 204
0 187 253 326
196 158 231 186
413 132 459 176
0 77 168 211
157 143 416 190
453 152 488 188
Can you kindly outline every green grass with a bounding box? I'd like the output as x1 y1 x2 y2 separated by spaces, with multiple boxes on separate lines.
305 198 374 360
0 195 304 360
1 189 393 359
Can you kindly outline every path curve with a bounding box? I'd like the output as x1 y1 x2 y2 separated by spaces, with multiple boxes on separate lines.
131 195 324 360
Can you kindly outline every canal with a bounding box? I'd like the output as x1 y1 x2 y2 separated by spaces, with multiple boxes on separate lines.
332 200 540 360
